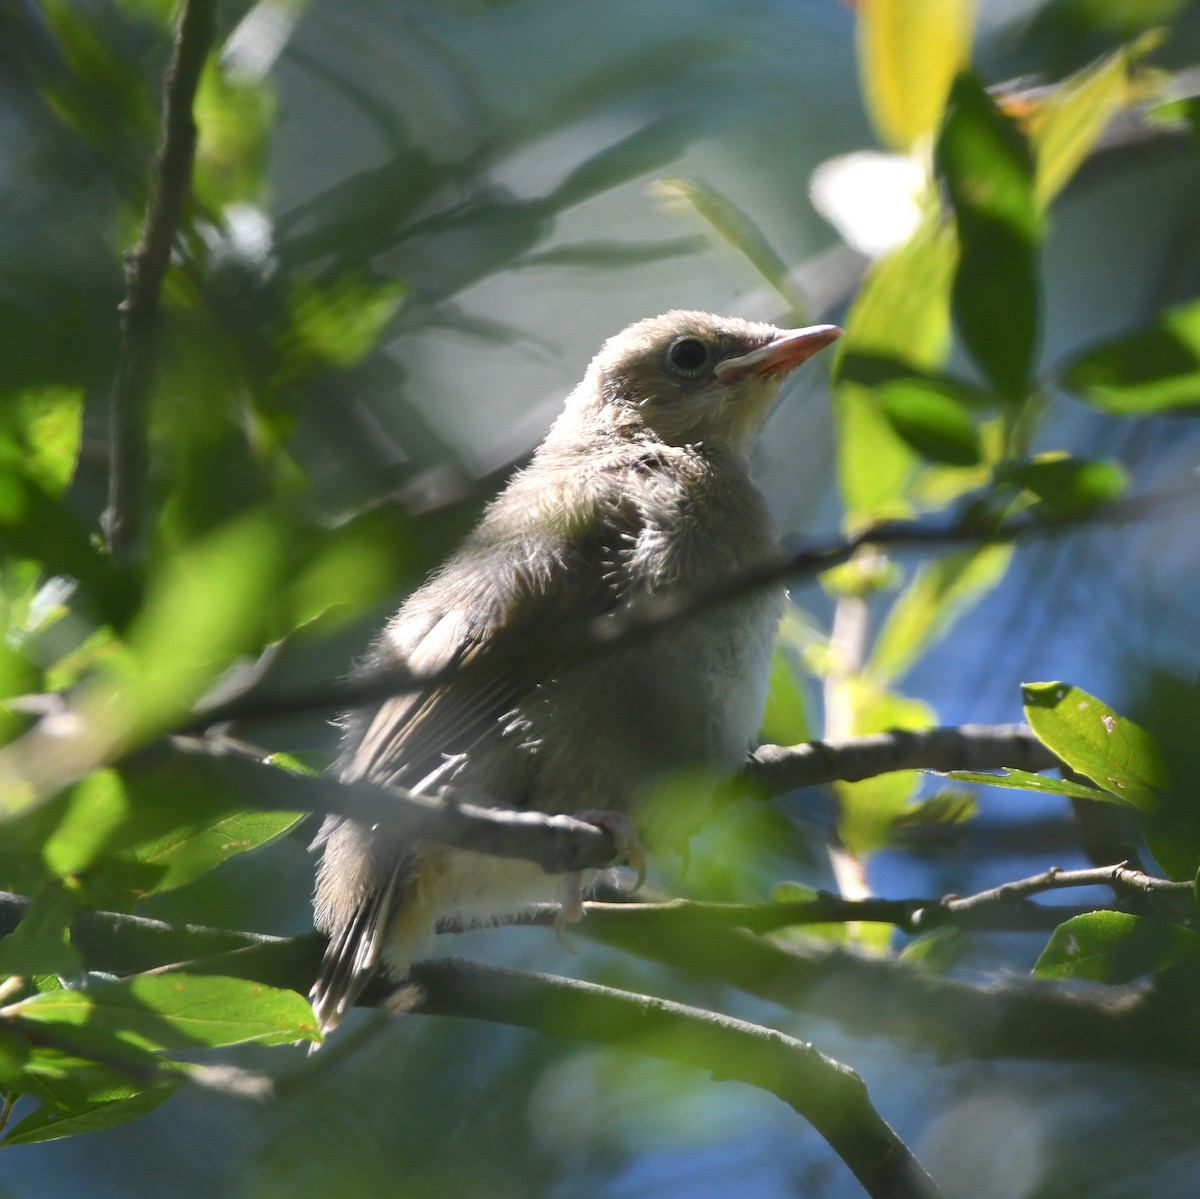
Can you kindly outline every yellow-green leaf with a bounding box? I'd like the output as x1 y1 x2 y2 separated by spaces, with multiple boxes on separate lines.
833 214 958 521
10 974 318 1049
857 0 975 151
1022 682 1164 809
1026 36 1160 206
870 544 1012 685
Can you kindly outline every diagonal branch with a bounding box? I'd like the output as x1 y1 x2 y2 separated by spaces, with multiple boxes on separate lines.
106 0 219 559
409 958 945 1199
186 482 1200 730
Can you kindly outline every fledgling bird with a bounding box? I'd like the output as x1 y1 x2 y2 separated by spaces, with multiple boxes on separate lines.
311 310 841 1034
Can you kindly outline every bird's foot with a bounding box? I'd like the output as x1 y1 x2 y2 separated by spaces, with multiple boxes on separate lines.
577 808 646 889
553 810 646 950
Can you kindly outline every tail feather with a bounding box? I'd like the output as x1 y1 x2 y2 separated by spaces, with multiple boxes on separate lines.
310 868 402 1038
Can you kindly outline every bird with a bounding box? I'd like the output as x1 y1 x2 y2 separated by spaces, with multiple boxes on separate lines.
310 310 841 1035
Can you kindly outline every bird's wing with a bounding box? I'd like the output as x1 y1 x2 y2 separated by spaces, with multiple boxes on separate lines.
341 501 640 797
311 487 647 1034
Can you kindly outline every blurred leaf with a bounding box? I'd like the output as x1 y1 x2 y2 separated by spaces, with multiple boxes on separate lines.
0 883 80 978
1025 38 1154 205
0 467 128 626
878 381 982 464
996 455 1126 517
1022 682 1163 809
87 509 292 743
282 272 407 371
836 684 936 854
40 771 132 878
0 387 83 496
898 926 970 971
857 0 974 151
902 788 977 824
1123 674 1200 880
553 118 691 212
282 507 419 635
1059 297 1200 413
759 646 813 747
838 352 992 408
833 215 958 521
936 72 1042 400
653 178 808 318
942 768 1114 802
517 236 706 270
1034 911 1200 982
193 60 274 211
870 544 1013 684
10 974 318 1049
2 1079 180 1145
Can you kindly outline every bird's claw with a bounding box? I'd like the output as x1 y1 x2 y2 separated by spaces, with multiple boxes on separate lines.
575 809 647 891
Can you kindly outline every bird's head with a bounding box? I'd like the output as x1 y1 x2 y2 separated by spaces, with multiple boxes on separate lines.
566 310 841 454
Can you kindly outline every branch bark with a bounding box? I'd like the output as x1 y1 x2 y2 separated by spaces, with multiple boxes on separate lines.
106 0 219 559
145 723 1063 879
0 893 941 1199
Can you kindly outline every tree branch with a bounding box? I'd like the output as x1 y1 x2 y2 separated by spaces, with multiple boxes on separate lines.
744 723 1060 795
106 0 219 559
5 891 1197 1074
144 722 1067 880
186 483 1200 731
921 863 1194 927
408 958 945 1199
0 893 940 1198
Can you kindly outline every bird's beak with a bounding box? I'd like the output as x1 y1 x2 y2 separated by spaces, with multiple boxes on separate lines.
714 324 842 385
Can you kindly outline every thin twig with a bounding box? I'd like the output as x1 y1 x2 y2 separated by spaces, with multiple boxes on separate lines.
514 893 1084 935
106 0 219 559
919 863 1194 927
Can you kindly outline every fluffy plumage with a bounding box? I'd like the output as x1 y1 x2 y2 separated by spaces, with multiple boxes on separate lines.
311 311 840 1033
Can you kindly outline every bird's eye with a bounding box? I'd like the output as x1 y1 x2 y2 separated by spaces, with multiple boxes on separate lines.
666 337 709 374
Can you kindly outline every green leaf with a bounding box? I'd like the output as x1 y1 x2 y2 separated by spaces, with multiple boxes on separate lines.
837 352 993 409
1059 297 1200 413
870 545 1012 685
836 684 936 854
10 974 319 1049
833 215 958 521
1027 35 1161 206
2 1080 180 1145
283 272 407 371
878 381 981 464
0 467 128 626
123 809 304 896
936 73 1042 401
40 771 134 878
86 508 291 743
653 178 809 318
941 768 1115 803
997 456 1126 517
758 646 814 748
857 0 974 151
1022 682 1164 809
0 883 81 978
1034 911 1200 982
0 387 84 496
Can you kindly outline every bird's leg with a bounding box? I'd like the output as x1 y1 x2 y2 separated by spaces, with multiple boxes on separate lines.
554 809 647 948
